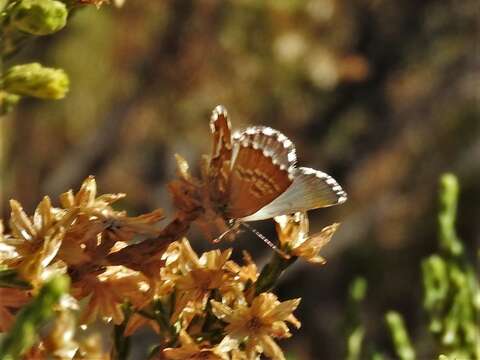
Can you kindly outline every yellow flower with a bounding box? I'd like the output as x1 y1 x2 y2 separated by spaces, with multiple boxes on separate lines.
224 251 258 284
0 220 19 263
211 293 301 360
56 176 163 274
59 209 164 267
275 212 339 264
72 265 151 325
168 242 237 322
163 330 235 360
59 175 125 213
59 176 163 275
4 198 75 289
162 238 202 274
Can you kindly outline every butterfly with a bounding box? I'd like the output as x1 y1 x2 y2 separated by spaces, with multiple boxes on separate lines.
206 105 347 226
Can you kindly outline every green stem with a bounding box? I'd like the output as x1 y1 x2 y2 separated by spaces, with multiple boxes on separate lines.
153 298 178 346
111 304 132 360
385 311 416 360
255 253 296 295
345 277 367 360
438 174 463 257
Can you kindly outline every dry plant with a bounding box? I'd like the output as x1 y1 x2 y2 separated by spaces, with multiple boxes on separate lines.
0 107 343 360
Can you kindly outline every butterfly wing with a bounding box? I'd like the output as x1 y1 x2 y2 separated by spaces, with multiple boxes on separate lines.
240 167 347 221
208 105 233 205
225 126 297 219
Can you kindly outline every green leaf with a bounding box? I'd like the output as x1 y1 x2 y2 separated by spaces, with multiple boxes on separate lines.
0 275 70 359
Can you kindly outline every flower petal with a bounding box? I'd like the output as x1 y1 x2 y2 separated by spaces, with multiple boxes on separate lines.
210 300 234 322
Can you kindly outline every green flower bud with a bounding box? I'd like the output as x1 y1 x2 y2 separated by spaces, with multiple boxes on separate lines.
3 63 69 99
0 91 21 114
10 0 67 36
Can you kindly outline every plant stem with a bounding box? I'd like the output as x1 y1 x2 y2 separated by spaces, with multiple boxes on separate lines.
254 252 296 295
111 304 132 360
345 277 367 360
385 311 416 360
438 173 463 257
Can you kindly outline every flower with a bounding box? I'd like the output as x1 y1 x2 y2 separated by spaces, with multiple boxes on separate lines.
72 265 151 325
0 141 320 359
275 212 339 264
0 220 19 263
225 251 259 284
211 293 301 360
165 241 239 323
168 154 233 242
5 198 74 290
59 209 164 267
58 175 127 218
57 176 163 273
163 330 234 360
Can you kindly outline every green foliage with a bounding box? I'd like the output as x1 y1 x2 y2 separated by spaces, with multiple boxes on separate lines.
0 275 70 360
422 173 480 359
345 173 479 360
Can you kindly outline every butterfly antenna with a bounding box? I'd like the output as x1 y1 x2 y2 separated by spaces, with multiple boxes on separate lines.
240 222 290 259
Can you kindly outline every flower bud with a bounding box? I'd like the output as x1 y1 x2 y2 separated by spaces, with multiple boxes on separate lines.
0 91 21 115
10 0 67 36
3 63 69 99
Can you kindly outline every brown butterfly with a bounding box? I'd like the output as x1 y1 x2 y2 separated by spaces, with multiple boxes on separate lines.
206 105 347 226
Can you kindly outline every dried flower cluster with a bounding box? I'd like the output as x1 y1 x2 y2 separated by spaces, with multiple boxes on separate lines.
0 148 340 359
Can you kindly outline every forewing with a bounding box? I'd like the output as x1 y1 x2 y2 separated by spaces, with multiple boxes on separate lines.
240 167 347 221
225 127 297 219
208 105 233 204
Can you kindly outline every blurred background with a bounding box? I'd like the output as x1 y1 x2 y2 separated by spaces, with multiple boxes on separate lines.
1 1 479 358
